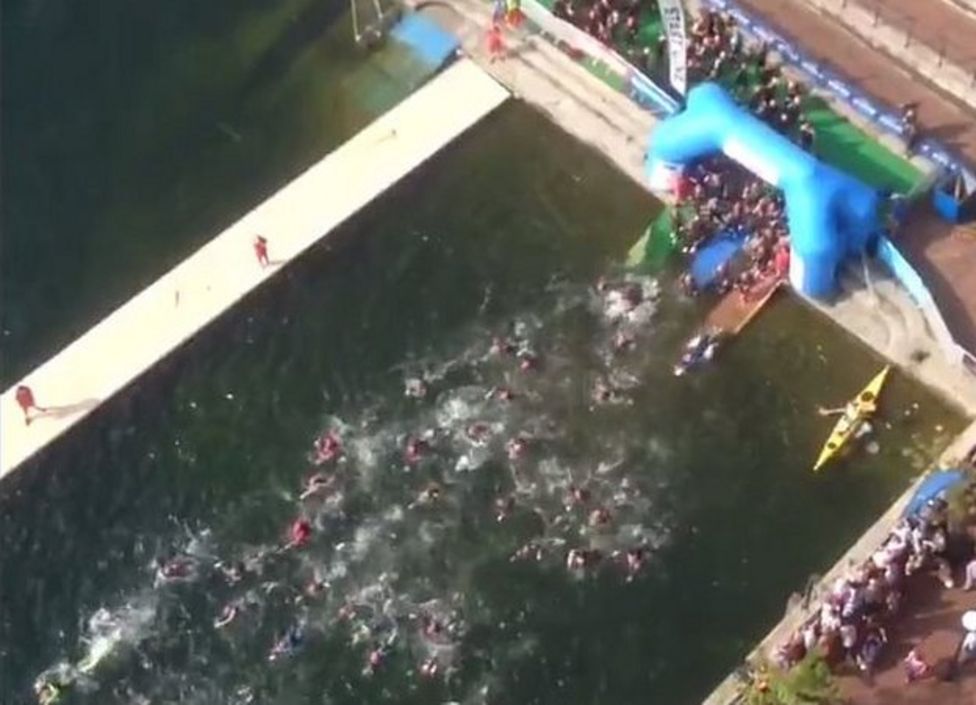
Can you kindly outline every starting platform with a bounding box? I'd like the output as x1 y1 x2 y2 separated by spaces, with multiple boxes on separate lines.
705 276 783 336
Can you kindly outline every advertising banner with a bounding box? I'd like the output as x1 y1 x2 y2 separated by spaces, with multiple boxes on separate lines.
659 0 688 95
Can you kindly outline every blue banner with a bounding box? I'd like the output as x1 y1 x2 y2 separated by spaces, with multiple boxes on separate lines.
851 96 879 119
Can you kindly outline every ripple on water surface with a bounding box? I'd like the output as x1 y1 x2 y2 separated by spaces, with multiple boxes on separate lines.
0 104 965 705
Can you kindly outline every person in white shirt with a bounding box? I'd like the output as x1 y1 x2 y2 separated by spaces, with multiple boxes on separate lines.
956 611 976 669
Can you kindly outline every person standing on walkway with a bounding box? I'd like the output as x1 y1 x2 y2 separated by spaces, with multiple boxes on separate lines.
253 235 271 267
488 23 505 63
505 0 523 27
964 557 976 591
798 121 816 153
15 385 47 426
900 102 919 154
492 0 505 24
955 610 976 671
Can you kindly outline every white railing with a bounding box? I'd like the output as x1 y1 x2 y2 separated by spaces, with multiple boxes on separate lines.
877 234 976 374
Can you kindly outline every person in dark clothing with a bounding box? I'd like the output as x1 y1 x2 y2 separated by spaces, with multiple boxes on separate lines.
799 121 816 152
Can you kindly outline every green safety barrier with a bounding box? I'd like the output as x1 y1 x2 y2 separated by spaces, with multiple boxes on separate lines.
627 206 676 271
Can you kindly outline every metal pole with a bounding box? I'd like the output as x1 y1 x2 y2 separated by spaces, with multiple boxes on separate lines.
862 251 878 304
351 0 361 42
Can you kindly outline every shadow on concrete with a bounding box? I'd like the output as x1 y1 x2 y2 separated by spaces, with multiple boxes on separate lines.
40 398 101 420
891 201 976 355
929 122 974 145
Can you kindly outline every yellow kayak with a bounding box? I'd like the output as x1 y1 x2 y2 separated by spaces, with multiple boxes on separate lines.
813 366 891 472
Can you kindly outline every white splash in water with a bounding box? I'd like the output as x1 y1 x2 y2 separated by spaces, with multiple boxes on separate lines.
78 597 158 674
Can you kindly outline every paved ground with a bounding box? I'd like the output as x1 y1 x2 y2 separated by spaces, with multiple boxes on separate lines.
424 0 656 188
870 0 976 75
835 572 976 705
891 203 976 355
737 0 976 357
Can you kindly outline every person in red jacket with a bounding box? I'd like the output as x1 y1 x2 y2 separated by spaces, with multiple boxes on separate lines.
15 385 47 426
253 235 270 268
774 242 791 279
487 23 505 63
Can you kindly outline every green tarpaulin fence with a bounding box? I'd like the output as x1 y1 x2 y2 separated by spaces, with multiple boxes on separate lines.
627 206 676 271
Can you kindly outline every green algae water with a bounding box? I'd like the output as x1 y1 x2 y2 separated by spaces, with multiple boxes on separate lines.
0 0 429 386
0 101 966 705
0 1 968 701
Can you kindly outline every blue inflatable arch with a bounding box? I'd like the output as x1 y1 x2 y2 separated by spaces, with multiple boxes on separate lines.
646 83 881 298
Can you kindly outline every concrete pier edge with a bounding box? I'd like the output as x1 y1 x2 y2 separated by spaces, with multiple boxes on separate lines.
0 58 509 479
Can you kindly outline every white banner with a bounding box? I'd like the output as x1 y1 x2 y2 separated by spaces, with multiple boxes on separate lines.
659 0 688 96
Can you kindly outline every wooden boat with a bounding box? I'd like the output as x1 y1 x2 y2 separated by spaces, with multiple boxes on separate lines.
812 366 891 472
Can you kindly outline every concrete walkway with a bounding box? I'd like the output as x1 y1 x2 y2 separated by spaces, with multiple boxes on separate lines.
0 58 508 479
414 0 656 189
793 0 976 112
805 260 976 411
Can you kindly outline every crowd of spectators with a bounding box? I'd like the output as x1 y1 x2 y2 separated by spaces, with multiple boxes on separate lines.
551 4 821 153
547 4 824 298
552 0 651 52
672 157 790 298
772 493 976 681
683 10 819 153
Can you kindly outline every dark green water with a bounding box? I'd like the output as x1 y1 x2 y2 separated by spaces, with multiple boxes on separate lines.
1 0 426 386
0 102 964 705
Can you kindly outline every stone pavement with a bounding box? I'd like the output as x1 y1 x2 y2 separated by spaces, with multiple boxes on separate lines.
890 203 976 356
417 0 656 189
872 0 976 74
737 0 976 362
835 573 976 705
790 0 976 111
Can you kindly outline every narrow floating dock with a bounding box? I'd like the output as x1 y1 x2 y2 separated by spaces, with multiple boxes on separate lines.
705 278 783 336
0 58 508 479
